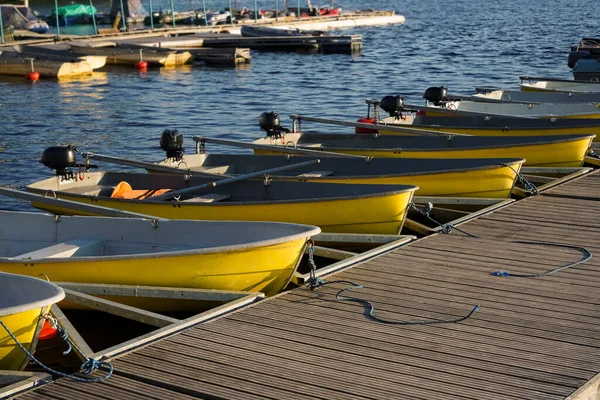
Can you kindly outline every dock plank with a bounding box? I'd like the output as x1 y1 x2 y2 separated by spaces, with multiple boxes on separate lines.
17 170 600 399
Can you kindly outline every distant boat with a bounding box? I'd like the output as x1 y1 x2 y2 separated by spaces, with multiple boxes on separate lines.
0 4 49 33
240 25 323 37
46 3 103 26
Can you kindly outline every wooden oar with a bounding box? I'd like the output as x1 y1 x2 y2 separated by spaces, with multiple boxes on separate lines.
192 136 366 159
288 114 464 137
0 187 160 220
82 152 221 178
151 159 321 201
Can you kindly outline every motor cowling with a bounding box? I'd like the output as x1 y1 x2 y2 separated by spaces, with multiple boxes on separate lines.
568 51 591 69
160 129 184 160
40 145 77 175
423 86 448 106
380 95 404 118
259 111 289 137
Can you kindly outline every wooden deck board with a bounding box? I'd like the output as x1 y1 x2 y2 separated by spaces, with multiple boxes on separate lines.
17 170 600 399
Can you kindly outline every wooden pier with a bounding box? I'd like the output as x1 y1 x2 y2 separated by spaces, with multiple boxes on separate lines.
9 170 600 399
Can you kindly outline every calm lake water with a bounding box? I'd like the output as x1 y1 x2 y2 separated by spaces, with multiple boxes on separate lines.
1 0 599 210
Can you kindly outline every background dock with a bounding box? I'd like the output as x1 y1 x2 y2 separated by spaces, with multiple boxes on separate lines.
12 171 600 399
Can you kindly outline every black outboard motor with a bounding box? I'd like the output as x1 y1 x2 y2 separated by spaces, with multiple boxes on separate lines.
379 95 405 119
160 129 184 161
259 111 290 137
40 145 77 175
423 86 448 106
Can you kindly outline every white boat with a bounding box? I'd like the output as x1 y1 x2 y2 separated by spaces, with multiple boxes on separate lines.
423 98 600 118
520 76 600 93
473 88 600 103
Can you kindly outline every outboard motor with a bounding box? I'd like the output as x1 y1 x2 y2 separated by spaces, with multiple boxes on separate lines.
379 95 405 119
259 111 290 137
40 145 77 175
160 129 184 161
423 86 448 106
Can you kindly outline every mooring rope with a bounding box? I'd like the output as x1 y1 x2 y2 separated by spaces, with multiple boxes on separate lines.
408 202 593 277
306 241 479 324
491 241 593 277
0 317 113 383
408 202 478 237
502 163 539 196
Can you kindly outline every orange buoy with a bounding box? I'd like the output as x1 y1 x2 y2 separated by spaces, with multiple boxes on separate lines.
355 117 378 134
38 320 58 340
135 61 148 70
26 71 40 81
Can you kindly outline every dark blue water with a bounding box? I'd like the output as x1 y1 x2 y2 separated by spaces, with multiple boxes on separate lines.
1 0 599 210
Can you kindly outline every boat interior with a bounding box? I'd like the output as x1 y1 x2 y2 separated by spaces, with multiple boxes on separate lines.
27 172 416 203
0 211 318 260
160 154 524 176
0 271 64 315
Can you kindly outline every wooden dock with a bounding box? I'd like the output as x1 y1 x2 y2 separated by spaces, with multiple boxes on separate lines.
11 171 600 399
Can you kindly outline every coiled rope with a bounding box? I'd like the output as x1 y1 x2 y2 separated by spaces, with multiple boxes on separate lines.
0 315 113 383
408 203 593 278
306 241 479 325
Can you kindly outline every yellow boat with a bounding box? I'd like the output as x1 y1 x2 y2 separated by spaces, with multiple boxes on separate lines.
377 113 600 140
0 211 320 303
1 272 64 370
26 171 417 235
364 95 600 140
253 132 595 168
155 153 524 199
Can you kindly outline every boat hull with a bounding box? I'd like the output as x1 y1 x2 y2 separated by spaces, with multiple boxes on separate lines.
305 162 520 198
0 307 47 370
28 189 414 235
0 238 306 299
159 154 523 198
379 125 600 141
254 134 593 168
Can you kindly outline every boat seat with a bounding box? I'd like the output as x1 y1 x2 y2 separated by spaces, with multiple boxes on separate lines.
182 193 232 203
297 170 334 177
11 238 105 260
192 165 234 174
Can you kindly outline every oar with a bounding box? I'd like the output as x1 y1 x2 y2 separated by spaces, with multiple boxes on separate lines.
0 187 161 220
288 114 465 137
150 158 321 201
192 136 366 159
82 152 221 178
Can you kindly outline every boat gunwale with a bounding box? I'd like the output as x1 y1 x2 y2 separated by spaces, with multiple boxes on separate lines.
179 155 527 179
26 176 420 207
292 134 596 152
0 272 65 316
0 211 321 263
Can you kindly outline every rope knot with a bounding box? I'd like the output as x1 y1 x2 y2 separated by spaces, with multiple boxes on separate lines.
491 270 510 277
80 358 100 375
